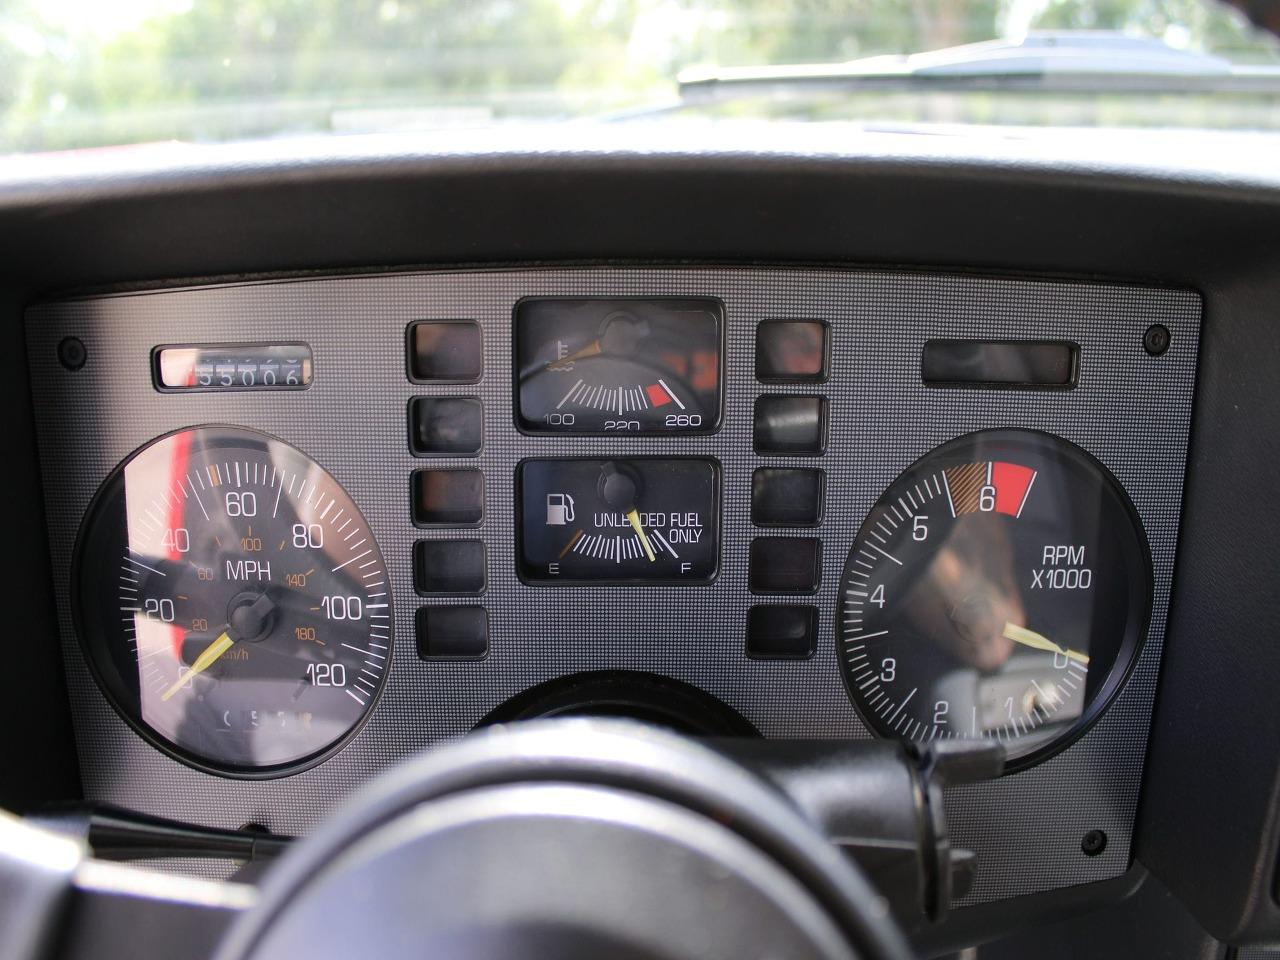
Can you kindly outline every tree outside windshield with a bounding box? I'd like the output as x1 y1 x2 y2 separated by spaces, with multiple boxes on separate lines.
2 0 1278 152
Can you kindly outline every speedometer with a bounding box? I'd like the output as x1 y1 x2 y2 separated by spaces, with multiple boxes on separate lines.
74 426 390 776
837 430 1149 768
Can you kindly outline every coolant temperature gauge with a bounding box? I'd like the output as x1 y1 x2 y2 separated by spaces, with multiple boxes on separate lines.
515 298 723 434
518 458 719 584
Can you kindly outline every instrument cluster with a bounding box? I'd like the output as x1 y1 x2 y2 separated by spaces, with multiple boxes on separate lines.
27 267 1199 904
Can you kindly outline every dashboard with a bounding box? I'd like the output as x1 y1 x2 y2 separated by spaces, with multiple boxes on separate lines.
26 264 1199 906
3 119 1280 957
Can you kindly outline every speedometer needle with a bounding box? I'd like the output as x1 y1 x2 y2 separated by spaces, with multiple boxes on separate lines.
626 508 657 563
160 630 235 702
1002 622 1089 666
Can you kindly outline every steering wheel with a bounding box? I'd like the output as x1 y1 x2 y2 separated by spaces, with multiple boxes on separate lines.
216 720 914 960
1 719 935 960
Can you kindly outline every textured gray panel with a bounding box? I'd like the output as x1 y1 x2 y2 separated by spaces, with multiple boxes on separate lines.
25 266 1199 905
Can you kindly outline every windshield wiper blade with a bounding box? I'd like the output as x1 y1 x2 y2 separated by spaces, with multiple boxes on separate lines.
678 31 1280 102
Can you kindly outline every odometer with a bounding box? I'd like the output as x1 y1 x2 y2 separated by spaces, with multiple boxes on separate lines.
74 426 391 776
837 430 1149 768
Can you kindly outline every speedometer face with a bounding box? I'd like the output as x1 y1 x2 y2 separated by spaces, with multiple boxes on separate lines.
74 426 391 776
837 430 1149 767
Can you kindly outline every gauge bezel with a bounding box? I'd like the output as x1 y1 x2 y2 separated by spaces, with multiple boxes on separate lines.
514 456 722 587
510 296 727 437
71 424 393 780
836 428 1153 774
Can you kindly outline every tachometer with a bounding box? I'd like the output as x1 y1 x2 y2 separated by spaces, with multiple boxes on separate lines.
837 430 1149 768
74 426 391 776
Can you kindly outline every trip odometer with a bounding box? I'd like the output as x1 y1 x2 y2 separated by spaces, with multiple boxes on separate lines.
75 426 391 776
837 430 1149 768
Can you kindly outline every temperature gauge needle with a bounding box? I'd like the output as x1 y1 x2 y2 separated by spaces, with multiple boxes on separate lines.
626 508 657 562
546 339 603 368
160 630 235 702
1003 622 1090 666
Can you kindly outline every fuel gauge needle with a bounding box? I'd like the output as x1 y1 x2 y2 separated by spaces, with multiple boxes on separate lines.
1002 622 1089 666
626 508 657 562
160 630 235 701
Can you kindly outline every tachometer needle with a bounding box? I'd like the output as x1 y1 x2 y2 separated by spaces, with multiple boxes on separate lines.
626 508 657 563
1002 622 1089 666
160 630 235 702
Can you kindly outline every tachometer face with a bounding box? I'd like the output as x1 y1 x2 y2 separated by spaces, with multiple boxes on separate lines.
837 430 1149 768
515 298 723 434
74 426 391 776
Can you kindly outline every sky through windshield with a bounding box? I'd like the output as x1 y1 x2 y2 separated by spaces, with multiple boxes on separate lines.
2 0 1279 152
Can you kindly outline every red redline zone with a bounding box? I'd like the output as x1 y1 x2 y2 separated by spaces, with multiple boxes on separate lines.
991 461 1036 517
645 382 673 407
945 460 1036 517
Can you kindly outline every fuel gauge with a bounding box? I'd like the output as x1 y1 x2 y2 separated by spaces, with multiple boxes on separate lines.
518 458 719 584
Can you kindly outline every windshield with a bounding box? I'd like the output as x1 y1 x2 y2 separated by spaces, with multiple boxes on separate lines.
3 0 1279 153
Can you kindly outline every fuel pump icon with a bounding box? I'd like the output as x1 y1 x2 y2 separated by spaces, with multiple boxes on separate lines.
546 493 575 526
